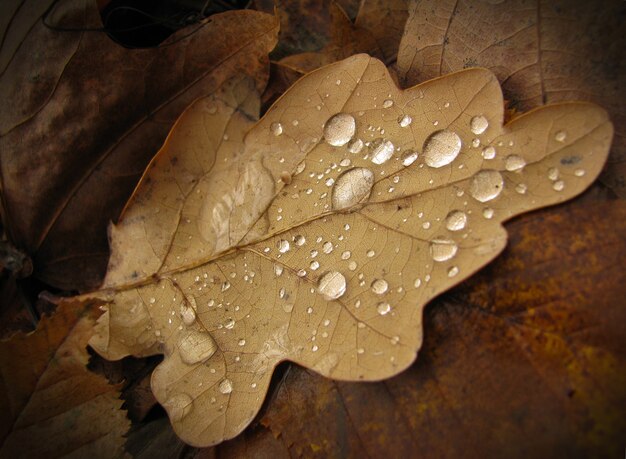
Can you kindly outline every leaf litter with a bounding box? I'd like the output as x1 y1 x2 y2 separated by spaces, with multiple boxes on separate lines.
68 54 613 446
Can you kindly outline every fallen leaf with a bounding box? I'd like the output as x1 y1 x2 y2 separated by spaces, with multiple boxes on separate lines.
0 0 278 291
396 0 625 196
77 54 611 446
0 300 130 458
257 187 626 458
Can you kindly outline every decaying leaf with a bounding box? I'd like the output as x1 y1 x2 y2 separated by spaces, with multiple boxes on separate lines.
0 300 129 458
0 0 278 290
76 54 611 446
396 0 625 196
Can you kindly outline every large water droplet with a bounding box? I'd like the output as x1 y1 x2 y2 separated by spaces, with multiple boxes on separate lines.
163 393 193 422
505 155 526 171
371 278 389 294
370 138 395 165
317 271 347 300
470 115 489 135
423 130 462 168
219 379 233 394
469 170 504 202
445 210 467 231
331 167 375 211
179 330 218 365
401 150 419 166
430 238 458 262
324 113 356 146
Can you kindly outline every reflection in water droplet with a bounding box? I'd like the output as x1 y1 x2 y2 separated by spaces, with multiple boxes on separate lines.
377 302 391 315
445 210 467 232
482 146 496 160
555 130 567 142
483 208 494 219
448 266 459 277
470 170 504 202
383 99 394 108
470 115 489 135
317 271 347 300
179 330 218 364
324 113 356 146
277 239 290 253
331 167 375 211
553 180 565 191
270 122 283 136
505 155 526 171
164 393 193 422
398 114 412 127
371 279 389 294
219 379 233 394
430 238 458 262
401 150 419 166
348 138 364 154
423 130 462 168
370 138 395 165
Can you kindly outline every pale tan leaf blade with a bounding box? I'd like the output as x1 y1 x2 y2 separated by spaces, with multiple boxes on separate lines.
83 54 611 447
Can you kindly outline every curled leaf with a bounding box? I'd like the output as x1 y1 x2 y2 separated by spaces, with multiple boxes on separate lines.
78 54 611 446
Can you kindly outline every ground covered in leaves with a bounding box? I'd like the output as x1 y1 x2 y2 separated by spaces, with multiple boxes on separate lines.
1 0 625 457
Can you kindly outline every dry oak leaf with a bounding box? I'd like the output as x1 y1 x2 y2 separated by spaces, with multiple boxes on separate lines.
0 0 278 291
396 0 625 196
0 301 129 458
79 54 612 446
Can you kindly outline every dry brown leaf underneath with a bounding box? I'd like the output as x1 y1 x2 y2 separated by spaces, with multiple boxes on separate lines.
78 55 611 446
0 301 129 458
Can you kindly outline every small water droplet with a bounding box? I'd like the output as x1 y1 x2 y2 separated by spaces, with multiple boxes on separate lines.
179 330 218 364
552 180 565 191
366 249 375 258
414 278 422 288
324 113 356 146
423 130 462 168
180 303 196 326
219 379 233 394
555 130 567 142
472 138 481 148
371 278 389 294
275 265 284 276
270 122 283 136
322 241 334 254
297 269 307 277
312 344 319 352
383 99 394 108
310 260 320 270
238 339 246 346
294 235 306 246
401 150 419 166
224 318 235 329
505 155 526 172
515 183 528 194
469 170 504 202
317 271 347 300
448 266 459 277
339 158 351 167
341 250 351 260
483 208 494 219
482 146 496 159
348 138 364 154
398 114 412 127
221 281 231 292
331 167 375 211
277 239 290 253
470 115 489 135
164 393 193 421
377 302 391 315
445 210 467 232
548 167 560 181
348 261 357 271
430 238 458 262
370 138 396 165
574 169 586 177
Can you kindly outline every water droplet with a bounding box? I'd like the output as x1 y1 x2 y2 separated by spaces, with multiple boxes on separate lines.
331 167 375 211
366 249 375 258
370 138 396 165
310 260 320 270
238 339 246 346
505 155 526 172
448 266 459 277
483 208 494 219
224 318 235 329
341 250 352 260
221 281 231 292
164 393 193 421
423 130 462 168
548 167 560 181
445 210 467 232
401 150 419 166
555 130 567 142
383 99 394 108
553 180 565 191
297 269 307 277
430 238 458 262
312 344 319 352
482 146 496 159
317 271 347 300
324 113 356 146
275 265 284 276
469 170 504 202
348 138 364 154
270 122 283 136
348 261 357 271
180 303 196 326
339 158 351 167
470 115 489 135
574 169 586 177
377 302 391 315
277 239 290 253
515 183 527 194
414 278 422 288
472 138 481 148
398 114 412 127
371 278 389 294
219 379 233 394
322 241 334 254
294 235 306 246
179 330 218 364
